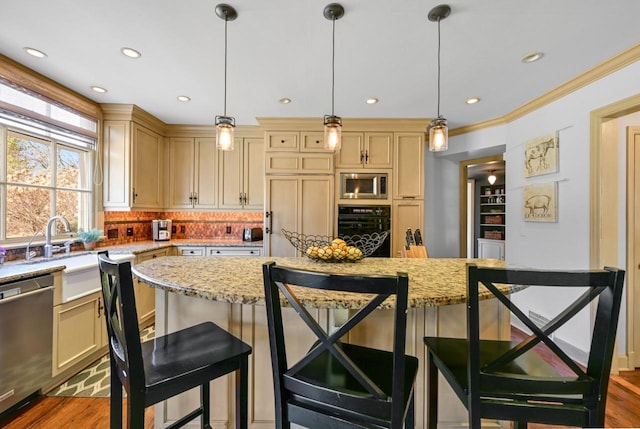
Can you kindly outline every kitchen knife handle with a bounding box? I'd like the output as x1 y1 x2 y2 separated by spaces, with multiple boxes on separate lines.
414 229 423 245
405 228 414 249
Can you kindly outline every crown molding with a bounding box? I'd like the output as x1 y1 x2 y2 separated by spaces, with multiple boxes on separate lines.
165 124 262 139
0 53 100 119
257 117 429 133
100 103 166 134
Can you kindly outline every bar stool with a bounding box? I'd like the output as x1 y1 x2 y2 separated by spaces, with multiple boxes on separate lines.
97 251 252 429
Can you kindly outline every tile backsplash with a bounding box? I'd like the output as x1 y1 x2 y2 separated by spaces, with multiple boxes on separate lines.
102 211 264 245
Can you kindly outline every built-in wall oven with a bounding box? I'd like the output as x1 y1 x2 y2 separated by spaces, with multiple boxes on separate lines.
337 205 391 257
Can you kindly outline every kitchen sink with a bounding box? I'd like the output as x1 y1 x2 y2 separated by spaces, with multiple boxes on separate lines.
24 252 134 303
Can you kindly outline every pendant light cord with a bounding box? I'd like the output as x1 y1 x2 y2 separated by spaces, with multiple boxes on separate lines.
436 16 441 118
223 17 228 117
331 16 336 116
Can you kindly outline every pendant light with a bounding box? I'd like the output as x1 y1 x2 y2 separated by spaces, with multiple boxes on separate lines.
427 4 451 152
488 170 497 185
215 4 237 151
323 3 344 152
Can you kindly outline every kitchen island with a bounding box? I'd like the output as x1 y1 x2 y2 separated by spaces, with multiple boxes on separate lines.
133 256 512 429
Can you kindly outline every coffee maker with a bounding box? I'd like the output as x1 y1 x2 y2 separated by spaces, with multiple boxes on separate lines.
152 219 172 241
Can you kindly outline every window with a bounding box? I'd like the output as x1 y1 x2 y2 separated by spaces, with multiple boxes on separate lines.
0 79 97 243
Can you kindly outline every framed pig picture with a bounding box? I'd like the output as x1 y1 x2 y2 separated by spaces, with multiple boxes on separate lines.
524 133 558 177
523 182 558 222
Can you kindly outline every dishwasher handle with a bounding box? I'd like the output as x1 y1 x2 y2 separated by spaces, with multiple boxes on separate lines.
0 285 54 305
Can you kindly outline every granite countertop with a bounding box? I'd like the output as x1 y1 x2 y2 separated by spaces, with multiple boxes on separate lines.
0 239 263 284
132 256 514 309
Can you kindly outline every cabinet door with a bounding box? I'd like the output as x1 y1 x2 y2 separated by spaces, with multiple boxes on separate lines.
392 200 424 258
335 132 365 168
243 138 264 209
194 138 217 208
134 248 170 326
266 132 299 151
168 137 196 209
299 176 334 241
53 292 104 376
265 177 299 257
218 138 244 209
477 239 505 260
301 132 329 152
394 133 424 199
365 132 393 168
103 120 131 209
132 124 163 209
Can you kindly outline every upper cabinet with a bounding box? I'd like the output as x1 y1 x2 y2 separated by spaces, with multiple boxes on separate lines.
167 137 217 209
265 131 334 175
103 109 164 211
335 132 393 169
218 138 264 210
393 133 425 199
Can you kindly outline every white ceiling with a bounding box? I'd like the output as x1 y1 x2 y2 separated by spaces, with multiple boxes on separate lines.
1 0 639 128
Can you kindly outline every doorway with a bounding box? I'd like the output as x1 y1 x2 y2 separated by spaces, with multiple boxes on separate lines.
458 155 504 257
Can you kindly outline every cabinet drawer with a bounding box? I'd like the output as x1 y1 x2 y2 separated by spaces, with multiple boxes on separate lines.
266 154 300 173
266 132 299 151
207 247 262 257
301 132 328 152
177 246 206 256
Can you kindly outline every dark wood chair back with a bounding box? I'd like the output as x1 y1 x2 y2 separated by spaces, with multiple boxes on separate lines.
424 264 625 428
262 261 418 428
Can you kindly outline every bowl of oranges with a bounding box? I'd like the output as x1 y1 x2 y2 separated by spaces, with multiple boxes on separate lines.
281 230 389 262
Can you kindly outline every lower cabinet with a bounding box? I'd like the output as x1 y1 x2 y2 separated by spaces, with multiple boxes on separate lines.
52 291 107 377
176 246 263 257
392 200 424 258
135 248 171 327
477 238 505 260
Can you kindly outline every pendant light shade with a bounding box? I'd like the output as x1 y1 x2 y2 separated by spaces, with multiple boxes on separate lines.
427 4 451 152
215 4 237 151
488 170 497 185
323 3 344 152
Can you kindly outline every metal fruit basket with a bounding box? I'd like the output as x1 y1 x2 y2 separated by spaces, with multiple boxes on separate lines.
282 229 389 262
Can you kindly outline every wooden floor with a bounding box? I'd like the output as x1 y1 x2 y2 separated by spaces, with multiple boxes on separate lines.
1 371 639 428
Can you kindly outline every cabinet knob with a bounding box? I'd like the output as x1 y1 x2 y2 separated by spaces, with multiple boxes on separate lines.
280 139 285 144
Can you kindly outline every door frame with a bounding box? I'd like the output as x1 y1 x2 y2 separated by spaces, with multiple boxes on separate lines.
590 93 640 370
458 155 504 257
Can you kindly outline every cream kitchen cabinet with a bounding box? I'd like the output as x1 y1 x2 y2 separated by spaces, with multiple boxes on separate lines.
207 247 262 257
393 133 425 199
392 200 424 258
52 291 107 377
335 132 393 169
218 138 264 210
167 137 217 209
103 119 164 210
265 175 334 257
134 247 171 327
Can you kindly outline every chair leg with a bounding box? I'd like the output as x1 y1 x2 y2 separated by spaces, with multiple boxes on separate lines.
201 382 211 429
427 352 438 429
109 357 123 429
127 395 145 429
236 357 249 429
405 389 415 428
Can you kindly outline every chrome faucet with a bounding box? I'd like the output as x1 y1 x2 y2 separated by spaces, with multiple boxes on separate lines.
26 230 46 261
44 216 71 259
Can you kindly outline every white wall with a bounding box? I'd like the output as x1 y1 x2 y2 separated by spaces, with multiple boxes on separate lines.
424 59 640 360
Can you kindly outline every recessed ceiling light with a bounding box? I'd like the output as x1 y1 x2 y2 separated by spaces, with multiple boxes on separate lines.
521 52 543 63
279 97 291 104
121 47 142 58
465 97 480 104
91 86 108 93
366 97 379 105
177 95 191 102
23 47 47 58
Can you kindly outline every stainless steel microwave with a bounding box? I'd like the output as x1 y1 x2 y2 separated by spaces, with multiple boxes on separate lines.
340 172 388 199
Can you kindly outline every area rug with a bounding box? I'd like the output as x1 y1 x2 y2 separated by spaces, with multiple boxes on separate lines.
48 325 155 398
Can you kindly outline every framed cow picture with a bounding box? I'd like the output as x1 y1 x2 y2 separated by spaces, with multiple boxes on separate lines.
524 133 558 177
523 182 558 222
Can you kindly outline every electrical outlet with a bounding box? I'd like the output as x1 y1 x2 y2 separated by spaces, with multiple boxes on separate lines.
226 226 232 234
172 225 177 233
107 228 118 239
126 227 134 237
180 225 186 233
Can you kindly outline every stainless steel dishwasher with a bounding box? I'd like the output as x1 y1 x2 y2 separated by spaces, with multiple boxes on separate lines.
0 274 53 416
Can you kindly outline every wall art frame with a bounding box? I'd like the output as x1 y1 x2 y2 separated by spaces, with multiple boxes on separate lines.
523 181 558 222
523 133 559 177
